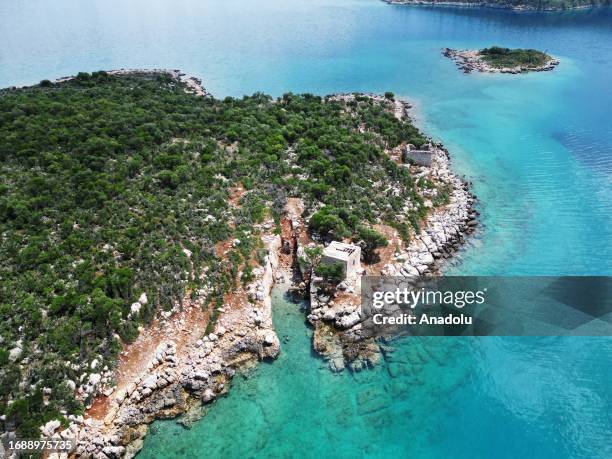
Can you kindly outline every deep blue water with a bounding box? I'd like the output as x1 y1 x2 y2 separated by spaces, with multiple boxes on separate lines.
1 1 610 457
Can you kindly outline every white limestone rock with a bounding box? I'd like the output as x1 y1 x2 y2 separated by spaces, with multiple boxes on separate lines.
130 302 141 315
41 419 61 437
88 373 102 386
9 345 22 362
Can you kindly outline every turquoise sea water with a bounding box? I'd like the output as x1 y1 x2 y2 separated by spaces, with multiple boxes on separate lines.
1 1 611 457
139 289 612 459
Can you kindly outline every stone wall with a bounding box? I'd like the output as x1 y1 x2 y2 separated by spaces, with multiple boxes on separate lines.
403 147 433 167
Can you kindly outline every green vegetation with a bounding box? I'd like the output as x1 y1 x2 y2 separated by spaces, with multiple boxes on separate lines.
314 263 345 285
432 184 452 207
297 246 323 275
0 72 428 435
354 225 388 264
479 47 551 69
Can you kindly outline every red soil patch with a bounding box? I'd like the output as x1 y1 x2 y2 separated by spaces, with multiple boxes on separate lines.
365 224 402 275
85 195 283 424
387 143 405 165
87 298 212 421
279 197 312 270
228 185 245 208
215 238 233 258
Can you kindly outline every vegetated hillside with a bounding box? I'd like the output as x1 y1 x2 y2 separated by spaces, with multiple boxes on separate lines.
0 73 436 435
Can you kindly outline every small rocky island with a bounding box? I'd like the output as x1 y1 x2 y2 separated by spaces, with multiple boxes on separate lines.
443 46 559 74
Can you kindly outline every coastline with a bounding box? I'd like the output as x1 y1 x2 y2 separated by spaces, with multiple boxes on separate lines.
1 68 208 97
29 69 281 459
1 3 609 457
35 79 477 459
383 0 605 12
307 96 478 371
60 231 284 459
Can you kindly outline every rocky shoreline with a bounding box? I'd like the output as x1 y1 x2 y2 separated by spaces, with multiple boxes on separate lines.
442 48 559 74
2 68 208 97
384 0 600 12
39 233 283 459
27 72 282 458
306 98 478 372
100 69 207 97
307 148 477 370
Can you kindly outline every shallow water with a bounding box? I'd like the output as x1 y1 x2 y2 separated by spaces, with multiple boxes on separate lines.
1 1 611 457
139 289 611 459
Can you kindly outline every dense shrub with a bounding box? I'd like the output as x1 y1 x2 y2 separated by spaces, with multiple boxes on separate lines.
314 263 345 285
354 225 388 263
479 46 551 68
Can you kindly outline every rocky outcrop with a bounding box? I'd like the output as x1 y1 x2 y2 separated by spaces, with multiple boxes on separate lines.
108 69 208 97
45 234 282 459
442 48 559 74
39 91 475 456
382 147 477 276
307 102 477 372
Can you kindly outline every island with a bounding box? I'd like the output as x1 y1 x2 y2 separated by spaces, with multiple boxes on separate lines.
384 0 610 12
0 71 476 457
443 46 559 74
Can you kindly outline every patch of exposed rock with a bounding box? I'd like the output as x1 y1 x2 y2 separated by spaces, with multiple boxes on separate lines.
44 235 281 459
308 142 477 372
382 147 477 275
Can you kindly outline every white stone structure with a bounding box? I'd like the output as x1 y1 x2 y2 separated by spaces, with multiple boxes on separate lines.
403 143 434 167
321 241 361 280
